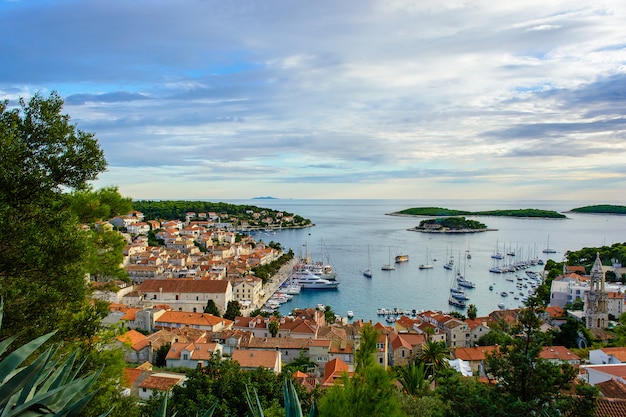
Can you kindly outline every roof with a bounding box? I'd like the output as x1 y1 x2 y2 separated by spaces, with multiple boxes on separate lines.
139 279 230 293
117 329 150 351
231 349 280 369
539 346 580 362
452 346 498 361
322 358 350 386
601 347 626 363
138 373 186 390
156 311 230 328
595 398 626 417
597 378 626 399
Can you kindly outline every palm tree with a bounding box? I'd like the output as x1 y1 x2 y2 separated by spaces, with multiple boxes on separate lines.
417 340 450 377
467 304 478 321
397 361 432 396
268 319 280 337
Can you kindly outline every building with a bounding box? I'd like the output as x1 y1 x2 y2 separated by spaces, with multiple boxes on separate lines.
135 279 233 314
586 253 609 331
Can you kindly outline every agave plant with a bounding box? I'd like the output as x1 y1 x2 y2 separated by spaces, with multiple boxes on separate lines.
0 297 105 416
245 379 317 417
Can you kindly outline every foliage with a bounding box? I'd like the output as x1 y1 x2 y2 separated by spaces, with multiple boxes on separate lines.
395 361 432 397
204 299 221 316
65 186 133 225
323 306 336 324
252 250 295 284
0 298 107 417
571 204 626 214
434 369 500 417
485 300 584 416
0 92 108 345
418 216 487 230
268 320 280 337
466 304 478 320
223 300 241 321
154 343 171 368
397 207 566 218
416 340 450 378
282 350 316 374
317 323 403 417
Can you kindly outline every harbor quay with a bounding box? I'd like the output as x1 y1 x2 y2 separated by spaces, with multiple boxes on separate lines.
257 258 297 308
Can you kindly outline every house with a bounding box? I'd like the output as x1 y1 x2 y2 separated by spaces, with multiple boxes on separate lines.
232 276 264 307
539 346 581 367
328 339 355 365
137 372 187 400
451 345 498 377
465 317 491 344
233 315 318 339
231 349 281 373
321 358 351 387
580 364 626 386
590 347 626 365
309 339 331 368
116 329 152 364
153 311 232 332
389 332 426 366
135 279 233 314
165 340 223 369
243 336 311 364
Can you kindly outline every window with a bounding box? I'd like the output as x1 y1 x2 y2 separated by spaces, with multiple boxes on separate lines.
379 357 383 364
182 353 189 360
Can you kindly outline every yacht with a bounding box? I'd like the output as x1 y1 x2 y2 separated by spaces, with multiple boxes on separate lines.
291 270 339 289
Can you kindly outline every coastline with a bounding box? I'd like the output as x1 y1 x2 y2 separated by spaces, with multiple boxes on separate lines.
407 227 497 233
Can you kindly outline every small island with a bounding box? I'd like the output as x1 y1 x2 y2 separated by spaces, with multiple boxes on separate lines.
409 216 494 233
570 204 626 215
391 207 566 219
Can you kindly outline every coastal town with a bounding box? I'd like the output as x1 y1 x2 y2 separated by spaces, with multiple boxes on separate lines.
93 207 626 414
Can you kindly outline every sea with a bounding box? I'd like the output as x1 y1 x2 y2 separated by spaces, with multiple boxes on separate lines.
224 199 626 323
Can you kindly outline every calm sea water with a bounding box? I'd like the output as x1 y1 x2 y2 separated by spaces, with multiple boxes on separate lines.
225 199 626 323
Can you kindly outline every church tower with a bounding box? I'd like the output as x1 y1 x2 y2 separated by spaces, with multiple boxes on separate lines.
586 252 608 331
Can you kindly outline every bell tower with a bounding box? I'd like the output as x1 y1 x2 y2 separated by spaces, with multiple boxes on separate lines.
585 252 608 331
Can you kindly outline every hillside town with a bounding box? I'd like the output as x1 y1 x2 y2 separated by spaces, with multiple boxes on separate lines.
89 209 626 415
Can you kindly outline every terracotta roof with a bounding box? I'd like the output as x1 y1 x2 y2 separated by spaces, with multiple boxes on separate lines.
602 347 626 363
166 341 220 360
595 398 626 417
138 278 229 293
539 346 580 362
452 346 498 361
156 311 230 328
138 374 185 390
231 349 280 370
329 339 354 354
246 337 311 349
544 306 566 318
117 329 147 347
322 358 350 386
597 378 626 400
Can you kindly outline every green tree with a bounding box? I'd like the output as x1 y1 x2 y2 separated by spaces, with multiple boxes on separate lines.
417 340 450 377
155 343 172 368
224 300 241 321
486 300 582 416
0 92 107 344
467 304 478 320
268 320 280 337
204 299 221 316
396 361 432 396
317 323 403 417
323 305 336 323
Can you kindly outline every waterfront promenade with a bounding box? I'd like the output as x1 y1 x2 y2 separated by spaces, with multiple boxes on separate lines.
254 257 296 310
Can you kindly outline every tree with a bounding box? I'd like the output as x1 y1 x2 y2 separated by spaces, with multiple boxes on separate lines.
485 300 583 416
467 304 478 320
0 92 108 344
268 319 280 337
224 300 241 321
204 299 221 316
416 340 450 377
396 361 432 397
317 323 403 417
324 305 336 323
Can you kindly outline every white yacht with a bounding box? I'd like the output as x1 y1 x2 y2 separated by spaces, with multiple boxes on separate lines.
291 270 339 289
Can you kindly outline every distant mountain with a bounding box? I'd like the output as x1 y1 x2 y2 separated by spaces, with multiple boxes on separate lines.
252 196 278 199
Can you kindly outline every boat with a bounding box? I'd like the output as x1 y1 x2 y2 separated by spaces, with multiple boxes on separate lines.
382 247 396 270
291 270 340 289
347 310 354 318
489 285 494 291
281 283 301 295
363 245 373 278
498 303 506 309
395 254 409 263
457 276 476 289
448 297 467 309
419 247 434 269
500 291 508 297
491 239 504 259
543 235 556 254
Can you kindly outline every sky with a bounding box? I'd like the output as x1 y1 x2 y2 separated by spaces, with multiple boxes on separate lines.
2 0 626 201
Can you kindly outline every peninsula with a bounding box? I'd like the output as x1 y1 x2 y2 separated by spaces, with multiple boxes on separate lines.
390 207 566 219
408 216 492 233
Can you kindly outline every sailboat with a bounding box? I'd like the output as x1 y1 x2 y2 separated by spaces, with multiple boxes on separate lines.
363 245 373 278
542 235 556 254
382 247 395 270
419 247 434 269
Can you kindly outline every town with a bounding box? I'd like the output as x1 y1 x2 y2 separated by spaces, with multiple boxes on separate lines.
93 208 626 416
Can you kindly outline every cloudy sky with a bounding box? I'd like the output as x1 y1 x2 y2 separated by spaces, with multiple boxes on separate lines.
2 0 626 201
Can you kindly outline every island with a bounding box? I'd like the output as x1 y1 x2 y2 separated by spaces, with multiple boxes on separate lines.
390 207 567 219
408 216 494 233
570 204 626 215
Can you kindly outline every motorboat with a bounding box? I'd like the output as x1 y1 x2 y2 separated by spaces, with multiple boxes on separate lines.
291 271 339 289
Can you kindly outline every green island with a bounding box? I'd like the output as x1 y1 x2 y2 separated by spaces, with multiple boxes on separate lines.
392 206 567 219
570 204 626 215
410 216 491 233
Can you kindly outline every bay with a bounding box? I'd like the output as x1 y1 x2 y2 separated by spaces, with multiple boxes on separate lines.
225 199 626 323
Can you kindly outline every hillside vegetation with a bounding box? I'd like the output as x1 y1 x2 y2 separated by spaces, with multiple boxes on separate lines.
395 207 566 218
571 204 626 214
